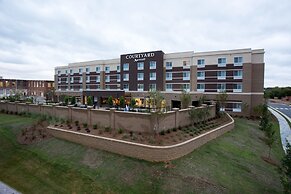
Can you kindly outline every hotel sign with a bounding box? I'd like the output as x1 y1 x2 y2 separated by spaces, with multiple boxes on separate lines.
125 52 155 62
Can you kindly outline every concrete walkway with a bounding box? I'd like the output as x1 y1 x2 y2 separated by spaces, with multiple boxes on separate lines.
0 181 20 194
269 107 291 153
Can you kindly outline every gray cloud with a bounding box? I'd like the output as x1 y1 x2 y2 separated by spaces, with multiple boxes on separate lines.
0 0 290 86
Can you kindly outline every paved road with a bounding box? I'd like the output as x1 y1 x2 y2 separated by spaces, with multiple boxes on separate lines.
269 107 291 153
269 102 291 118
0 181 20 194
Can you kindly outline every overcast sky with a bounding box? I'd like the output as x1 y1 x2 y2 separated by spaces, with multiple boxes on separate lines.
0 0 290 87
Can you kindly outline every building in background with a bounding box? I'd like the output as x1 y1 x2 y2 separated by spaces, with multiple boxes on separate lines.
54 48 264 116
0 78 55 102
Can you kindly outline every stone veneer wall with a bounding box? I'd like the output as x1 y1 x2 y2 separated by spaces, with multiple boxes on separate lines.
0 101 216 133
47 113 234 162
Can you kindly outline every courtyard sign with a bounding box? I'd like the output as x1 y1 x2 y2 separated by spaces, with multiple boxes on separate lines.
125 52 155 60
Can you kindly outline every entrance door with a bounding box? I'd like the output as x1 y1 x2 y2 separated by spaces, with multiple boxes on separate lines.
172 100 181 109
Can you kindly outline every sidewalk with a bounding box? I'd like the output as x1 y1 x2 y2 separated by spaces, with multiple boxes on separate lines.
269 107 291 153
0 181 20 194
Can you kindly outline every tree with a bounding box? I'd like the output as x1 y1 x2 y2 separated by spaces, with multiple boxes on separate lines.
259 104 269 131
120 96 125 108
198 95 207 106
148 90 165 133
107 96 113 107
203 105 211 123
64 96 70 105
216 91 228 112
189 107 198 126
87 96 93 106
180 90 191 109
265 122 276 159
280 143 291 194
130 98 136 108
71 96 76 105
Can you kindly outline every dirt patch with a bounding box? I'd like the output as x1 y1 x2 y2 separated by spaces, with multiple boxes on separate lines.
261 156 279 167
17 120 52 145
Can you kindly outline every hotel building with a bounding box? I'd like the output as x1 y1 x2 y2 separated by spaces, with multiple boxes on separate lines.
0 78 54 98
54 48 264 116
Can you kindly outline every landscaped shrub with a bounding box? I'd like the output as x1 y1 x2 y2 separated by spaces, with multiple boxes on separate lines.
75 120 79 126
178 126 182 130
83 123 88 128
173 127 177 132
166 129 171 134
77 126 81 131
129 131 133 137
118 128 123 134
66 120 70 125
93 124 97 129
0 109 5 113
159 130 165 135
104 126 111 132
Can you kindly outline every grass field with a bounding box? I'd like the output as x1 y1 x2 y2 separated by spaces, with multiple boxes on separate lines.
0 113 284 193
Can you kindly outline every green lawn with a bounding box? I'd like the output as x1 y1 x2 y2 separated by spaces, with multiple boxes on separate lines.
0 113 284 193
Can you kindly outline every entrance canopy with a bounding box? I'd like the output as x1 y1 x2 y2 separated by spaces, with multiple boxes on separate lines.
83 90 125 98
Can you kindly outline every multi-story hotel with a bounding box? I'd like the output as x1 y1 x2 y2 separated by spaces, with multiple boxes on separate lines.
55 48 264 116
0 78 54 98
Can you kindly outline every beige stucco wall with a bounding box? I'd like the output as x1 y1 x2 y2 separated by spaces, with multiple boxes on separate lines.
114 111 153 133
90 109 111 128
55 106 69 120
0 102 216 133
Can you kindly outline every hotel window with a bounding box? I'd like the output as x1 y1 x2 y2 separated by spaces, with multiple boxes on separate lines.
123 73 129 81
58 78 61 83
79 77 83 83
79 68 83 74
233 103 242 112
65 78 68 83
150 72 156 80
149 84 156 91
86 67 90 74
137 84 144 91
70 69 73 75
123 63 129 71
65 70 68 75
166 72 172 80
137 73 144 81
149 61 156 69
96 85 101 89
233 83 242 92
117 65 120 72
197 59 205 68
96 75 100 82
0 82 3 87
105 75 110 82
137 62 144 70
70 86 74 91
57 70 61 75
70 77 73 83
106 85 110 90
233 70 243 79
86 76 90 83
105 66 110 73
217 83 226 92
96 66 100 73
218 57 226 67
183 84 190 92
197 83 205 92
123 84 129 91
234 56 243 66
217 70 226 79
166 62 172 69
183 71 190 80
117 74 120 82
197 71 205 80
86 85 90 90
166 83 172 91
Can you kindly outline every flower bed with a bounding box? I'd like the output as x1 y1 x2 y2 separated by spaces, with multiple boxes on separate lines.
50 114 231 146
